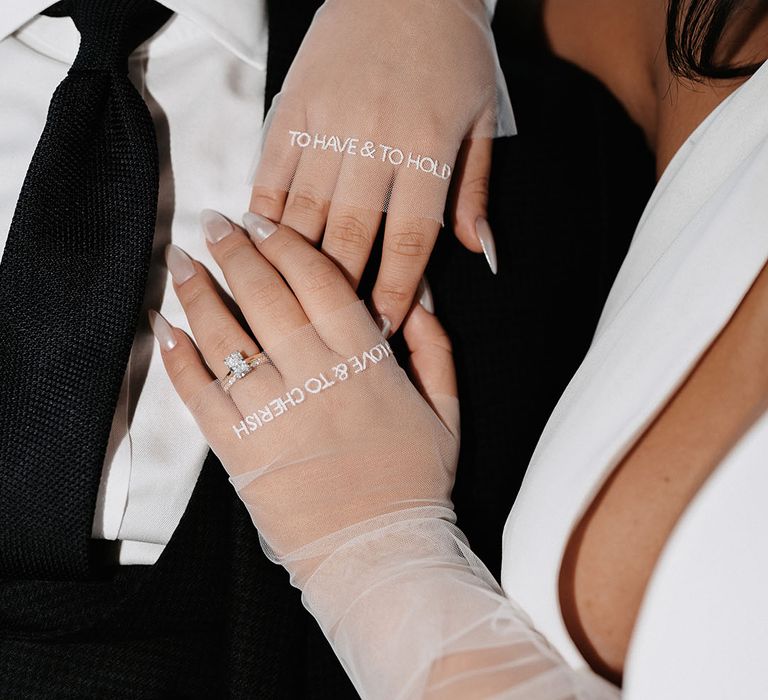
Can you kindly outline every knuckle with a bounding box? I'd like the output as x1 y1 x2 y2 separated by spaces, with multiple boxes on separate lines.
330 215 373 255
243 275 284 308
217 239 252 268
179 279 209 314
299 256 340 293
288 187 327 215
251 187 283 209
273 233 297 255
376 285 413 307
261 232 295 262
463 173 490 199
388 228 431 259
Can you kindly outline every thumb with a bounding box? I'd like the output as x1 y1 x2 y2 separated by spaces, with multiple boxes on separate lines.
450 137 498 275
402 300 459 435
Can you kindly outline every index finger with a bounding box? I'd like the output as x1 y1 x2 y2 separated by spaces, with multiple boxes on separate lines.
242 213 359 322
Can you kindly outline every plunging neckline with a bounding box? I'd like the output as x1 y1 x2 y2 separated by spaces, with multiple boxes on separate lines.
561 58 768 676
501 55 768 687
556 62 768 683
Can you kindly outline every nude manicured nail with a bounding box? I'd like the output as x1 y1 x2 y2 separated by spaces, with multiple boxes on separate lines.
475 217 498 276
200 208 233 243
418 276 435 314
376 314 392 339
242 211 278 243
148 310 177 351
165 244 196 285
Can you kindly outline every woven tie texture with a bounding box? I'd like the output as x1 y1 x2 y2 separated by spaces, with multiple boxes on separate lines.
0 0 172 580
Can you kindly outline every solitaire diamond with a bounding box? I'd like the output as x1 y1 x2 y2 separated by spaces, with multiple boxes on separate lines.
224 351 251 379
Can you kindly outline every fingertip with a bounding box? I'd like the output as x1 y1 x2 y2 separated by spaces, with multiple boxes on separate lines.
475 217 498 275
371 278 415 338
200 209 235 245
371 291 408 337
375 314 393 339
417 276 435 315
249 186 287 222
151 320 211 404
450 137 492 255
148 309 178 352
403 303 450 353
403 305 457 402
242 211 279 244
402 303 429 343
452 211 486 254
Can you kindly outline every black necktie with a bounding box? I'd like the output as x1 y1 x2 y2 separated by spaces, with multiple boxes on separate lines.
0 0 172 580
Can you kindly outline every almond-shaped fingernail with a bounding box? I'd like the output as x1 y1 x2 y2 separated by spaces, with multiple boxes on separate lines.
475 217 498 276
165 244 196 285
418 276 435 314
200 208 234 243
376 314 392 339
242 211 278 243
148 310 177 351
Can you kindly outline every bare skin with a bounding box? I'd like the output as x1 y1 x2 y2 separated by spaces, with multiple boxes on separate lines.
542 0 768 685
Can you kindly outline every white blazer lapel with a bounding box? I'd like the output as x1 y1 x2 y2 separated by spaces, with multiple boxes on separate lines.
596 58 768 338
502 59 768 669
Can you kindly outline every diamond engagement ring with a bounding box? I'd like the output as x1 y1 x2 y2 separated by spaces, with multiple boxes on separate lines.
221 351 265 393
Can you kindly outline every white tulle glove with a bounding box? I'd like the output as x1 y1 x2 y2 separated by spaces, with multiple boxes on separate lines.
249 0 517 336
251 0 515 223
154 212 619 700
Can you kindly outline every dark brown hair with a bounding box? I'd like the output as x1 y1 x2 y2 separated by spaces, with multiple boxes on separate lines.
666 0 768 79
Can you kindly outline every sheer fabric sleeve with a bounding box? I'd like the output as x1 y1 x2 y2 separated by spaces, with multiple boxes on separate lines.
183 300 620 699
278 508 620 700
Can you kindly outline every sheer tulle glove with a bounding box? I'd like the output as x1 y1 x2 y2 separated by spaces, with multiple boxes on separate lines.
249 0 516 333
155 213 619 699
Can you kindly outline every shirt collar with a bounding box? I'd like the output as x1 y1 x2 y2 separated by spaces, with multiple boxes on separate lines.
0 0 268 69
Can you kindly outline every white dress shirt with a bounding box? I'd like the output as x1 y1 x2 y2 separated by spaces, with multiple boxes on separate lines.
501 58 768 697
0 0 268 564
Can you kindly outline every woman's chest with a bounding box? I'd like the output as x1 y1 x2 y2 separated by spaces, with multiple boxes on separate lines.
559 257 768 684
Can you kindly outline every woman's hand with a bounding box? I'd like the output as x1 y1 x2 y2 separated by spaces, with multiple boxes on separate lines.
152 211 459 572
151 213 621 700
249 0 515 334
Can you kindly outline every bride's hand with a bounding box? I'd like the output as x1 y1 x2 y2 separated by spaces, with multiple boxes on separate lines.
152 214 621 700
152 211 459 574
249 0 515 335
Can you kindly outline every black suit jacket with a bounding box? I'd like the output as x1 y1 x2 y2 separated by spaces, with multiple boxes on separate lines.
0 2 653 697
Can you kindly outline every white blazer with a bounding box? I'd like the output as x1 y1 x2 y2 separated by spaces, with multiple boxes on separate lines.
500 58 768 699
